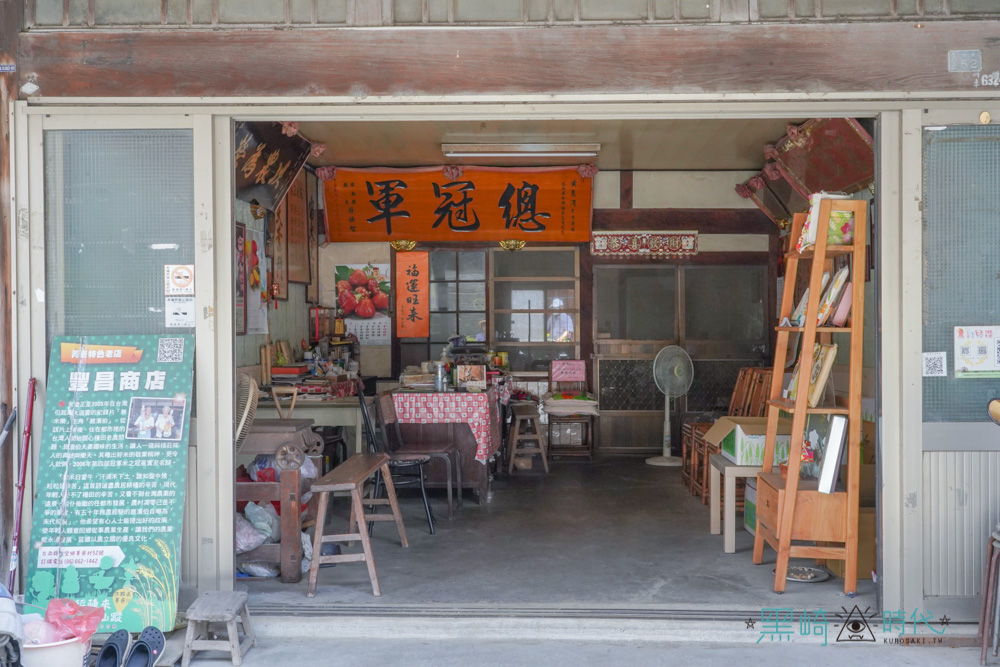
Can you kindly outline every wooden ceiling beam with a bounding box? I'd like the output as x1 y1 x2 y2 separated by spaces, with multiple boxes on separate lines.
16 21 996 99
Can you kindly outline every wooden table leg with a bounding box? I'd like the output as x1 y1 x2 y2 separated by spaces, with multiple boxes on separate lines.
710 462 721 537
355 407 364 455
724 469 737 554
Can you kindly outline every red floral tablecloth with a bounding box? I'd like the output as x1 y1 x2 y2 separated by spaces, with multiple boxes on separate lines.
392 388 501 464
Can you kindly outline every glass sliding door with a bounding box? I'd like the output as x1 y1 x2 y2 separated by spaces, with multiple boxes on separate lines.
44 129 195 346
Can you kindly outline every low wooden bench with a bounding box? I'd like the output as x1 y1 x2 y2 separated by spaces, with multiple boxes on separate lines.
307 453 408 597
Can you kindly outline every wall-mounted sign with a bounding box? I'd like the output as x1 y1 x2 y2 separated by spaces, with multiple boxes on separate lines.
395 252 429 338
324 166 594 243
26 334 195 634
234 121 312 212
591 231 698 257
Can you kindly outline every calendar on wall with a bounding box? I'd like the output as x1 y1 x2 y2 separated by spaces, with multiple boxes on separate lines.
345 312 391 345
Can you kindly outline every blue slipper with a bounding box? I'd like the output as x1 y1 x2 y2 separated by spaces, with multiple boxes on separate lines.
124 626 165 667
97 629 132 667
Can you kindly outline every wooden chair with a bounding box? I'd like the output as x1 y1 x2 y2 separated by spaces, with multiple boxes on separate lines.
359 386 435 535
682 421 713 490
746 367 773 417
727 367 753 417
377 390 462 519
545 359 598 459
269 385 299 419
306 452 408 597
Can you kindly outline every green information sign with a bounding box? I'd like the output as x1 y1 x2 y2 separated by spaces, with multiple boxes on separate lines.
26 334 195 633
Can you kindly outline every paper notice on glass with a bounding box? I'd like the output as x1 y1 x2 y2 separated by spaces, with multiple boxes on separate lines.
164 264 195 295
921 352 947 378
954 326 1000 378
165 296 196 328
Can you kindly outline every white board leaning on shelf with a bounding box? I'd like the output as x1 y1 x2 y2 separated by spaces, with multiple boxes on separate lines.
818 415 849 494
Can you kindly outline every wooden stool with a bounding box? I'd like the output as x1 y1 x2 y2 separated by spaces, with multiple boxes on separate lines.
307 453 408 598
690 429 719 503
508 404 548 474
182 591 256 667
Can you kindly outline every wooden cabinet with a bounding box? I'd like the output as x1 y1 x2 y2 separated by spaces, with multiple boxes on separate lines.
757 472 847 543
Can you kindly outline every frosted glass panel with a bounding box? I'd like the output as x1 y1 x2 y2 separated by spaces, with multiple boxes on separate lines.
45 130 195 347
595 267 676 340
922 126 1000 422
685 266 766 341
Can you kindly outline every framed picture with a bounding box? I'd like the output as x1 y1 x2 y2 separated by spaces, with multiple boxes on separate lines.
306 170 320 304
233 120 311 212
287 169 311 284
271 204 289 300
234 222 247 335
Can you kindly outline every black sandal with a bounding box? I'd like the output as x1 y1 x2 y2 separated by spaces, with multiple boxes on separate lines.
123 626 165 667
96 628 132 667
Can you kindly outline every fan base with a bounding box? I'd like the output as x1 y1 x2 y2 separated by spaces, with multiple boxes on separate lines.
645 455 683 467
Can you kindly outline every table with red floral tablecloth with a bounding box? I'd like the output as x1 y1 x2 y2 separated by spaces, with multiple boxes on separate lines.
392 387 501 463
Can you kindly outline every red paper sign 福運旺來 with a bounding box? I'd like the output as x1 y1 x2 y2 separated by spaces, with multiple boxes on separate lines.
396 252 429 338
323 166 594 243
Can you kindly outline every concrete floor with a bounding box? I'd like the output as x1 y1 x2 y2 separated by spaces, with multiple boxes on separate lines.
246 457 874 616
221 639 979 667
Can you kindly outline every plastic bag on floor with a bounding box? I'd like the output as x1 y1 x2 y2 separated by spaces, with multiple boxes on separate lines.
300 456 318 480
237 562 279 578
300 531 313 574
245 501 281 543
235 513 267 554
247 455 278 481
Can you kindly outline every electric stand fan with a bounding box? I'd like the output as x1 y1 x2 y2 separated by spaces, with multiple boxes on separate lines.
646 345 695 467
235 373 259 454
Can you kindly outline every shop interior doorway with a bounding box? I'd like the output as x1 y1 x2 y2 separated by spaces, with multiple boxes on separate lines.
230 113 880 618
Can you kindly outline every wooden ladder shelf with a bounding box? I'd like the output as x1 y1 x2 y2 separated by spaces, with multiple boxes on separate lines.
752 198 868 594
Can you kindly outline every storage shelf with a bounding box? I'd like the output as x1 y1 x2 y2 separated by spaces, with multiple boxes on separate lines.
757 199 867 594
775 326 851 333
766 399 850 415
786 244 855 259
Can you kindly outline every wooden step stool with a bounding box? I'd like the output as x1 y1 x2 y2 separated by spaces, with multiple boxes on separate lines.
508 404 549 474
182 591 256 667
307 453 408 598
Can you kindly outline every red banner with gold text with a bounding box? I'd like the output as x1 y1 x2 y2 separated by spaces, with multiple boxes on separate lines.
395 252 429 338
324 166 593 243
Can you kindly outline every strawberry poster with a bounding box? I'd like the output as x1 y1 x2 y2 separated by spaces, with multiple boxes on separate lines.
335 264 391 345
25 334 194 633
